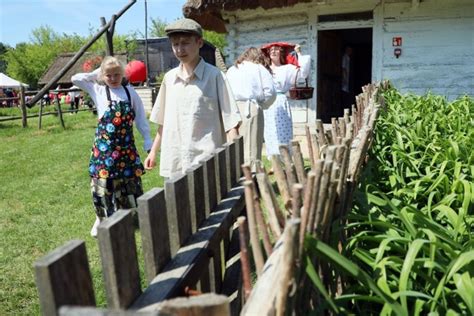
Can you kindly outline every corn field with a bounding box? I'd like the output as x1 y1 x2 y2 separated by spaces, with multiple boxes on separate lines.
307 90 473 315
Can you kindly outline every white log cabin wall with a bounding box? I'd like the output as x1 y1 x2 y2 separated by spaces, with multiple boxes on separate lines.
380 0 474 98
222 0 473 130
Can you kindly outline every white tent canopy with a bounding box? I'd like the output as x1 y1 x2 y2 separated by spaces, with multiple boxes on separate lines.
0 73 29 88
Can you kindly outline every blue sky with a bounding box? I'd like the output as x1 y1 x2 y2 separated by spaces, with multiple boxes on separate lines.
0 0 185 47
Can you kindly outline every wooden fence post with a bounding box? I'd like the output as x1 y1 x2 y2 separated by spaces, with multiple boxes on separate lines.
159 293 230 316
216 146 228 200
137 188 171 284
186 164 206 233
97 210 141 309
201 154 218 215
235 136 244 181
165 174 192 256
34 240 95 316
19 86 27 127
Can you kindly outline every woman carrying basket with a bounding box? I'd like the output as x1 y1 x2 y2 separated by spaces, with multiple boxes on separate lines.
261 42 311 157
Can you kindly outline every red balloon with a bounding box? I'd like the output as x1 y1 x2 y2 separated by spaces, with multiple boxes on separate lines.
125 60 147 83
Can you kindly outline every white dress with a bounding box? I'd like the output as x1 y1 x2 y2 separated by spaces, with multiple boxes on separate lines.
263 64 299 156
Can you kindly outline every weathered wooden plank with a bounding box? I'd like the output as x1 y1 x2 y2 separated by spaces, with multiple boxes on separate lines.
137 188 171 284
35 240 95 316
201 154 217 215
131 184 245 311
235 136 244 181
59 306 161 316
186 164 206 233
215 146 228 201
98 210 141 309
227 141 237 186
159 293 230 316
223 144 232 192
165 174 192 256
221 225 243 316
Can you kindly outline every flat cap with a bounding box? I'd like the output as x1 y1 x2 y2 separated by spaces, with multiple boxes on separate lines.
165 18 202 37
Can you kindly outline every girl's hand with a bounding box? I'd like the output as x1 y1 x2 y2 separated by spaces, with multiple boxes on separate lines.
144 152 156 170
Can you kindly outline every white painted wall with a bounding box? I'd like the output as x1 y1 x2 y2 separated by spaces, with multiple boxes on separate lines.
222 0 474 129
380 0 474 98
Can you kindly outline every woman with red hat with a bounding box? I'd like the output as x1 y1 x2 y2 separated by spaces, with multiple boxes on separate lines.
261 42 310 157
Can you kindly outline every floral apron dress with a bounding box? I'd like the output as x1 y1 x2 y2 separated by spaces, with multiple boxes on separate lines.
89 85 144 217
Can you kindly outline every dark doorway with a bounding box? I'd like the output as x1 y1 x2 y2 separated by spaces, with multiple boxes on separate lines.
317 28 372 122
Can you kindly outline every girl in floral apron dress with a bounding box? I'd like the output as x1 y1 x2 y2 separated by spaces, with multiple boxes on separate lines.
72 56 153 237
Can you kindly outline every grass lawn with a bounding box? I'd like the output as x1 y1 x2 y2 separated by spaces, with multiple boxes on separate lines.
0 107 163 315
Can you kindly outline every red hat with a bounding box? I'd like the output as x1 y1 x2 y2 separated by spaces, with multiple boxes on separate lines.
261 42 299 66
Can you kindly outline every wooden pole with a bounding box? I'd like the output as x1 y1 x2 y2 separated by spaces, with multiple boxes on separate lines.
55 94 65 129
291 183 303 219
315 120 327 147
237 217 252 300
279 145 297 189
271 155 291 209
275 219 300 316
291 141 307 186
100 15 116 56
27 0 137 107
242 163 273 257
306 160 323 233
300 171 315 252
19 86 27 127
38 100 44 129
256 173 282 239
305 125 315 168
243 180 265 276
310 133 320 163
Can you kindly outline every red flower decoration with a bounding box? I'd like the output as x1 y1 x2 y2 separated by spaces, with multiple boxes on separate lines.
82 56 103 72
112 117 122 126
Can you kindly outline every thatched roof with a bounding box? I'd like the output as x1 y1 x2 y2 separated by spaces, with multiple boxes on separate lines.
183 0 312 32
38 53 127 86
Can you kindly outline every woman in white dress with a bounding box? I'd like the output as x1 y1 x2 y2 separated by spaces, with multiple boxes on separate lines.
261 42 310 157
226 47 276 170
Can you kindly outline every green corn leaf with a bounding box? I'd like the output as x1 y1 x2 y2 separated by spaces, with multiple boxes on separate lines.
459 179 472 212
304 254 339 313
433 205 458 229
305 236 407 316
431 250 474 312
399 239 428 310
446 250 474 281
453 272 474 314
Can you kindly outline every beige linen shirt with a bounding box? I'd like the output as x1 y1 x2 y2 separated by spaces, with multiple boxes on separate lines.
150 58 241 178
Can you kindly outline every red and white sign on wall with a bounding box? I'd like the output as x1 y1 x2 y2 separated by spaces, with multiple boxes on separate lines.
392 37 402 46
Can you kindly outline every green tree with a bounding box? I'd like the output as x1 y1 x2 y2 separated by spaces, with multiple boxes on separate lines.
0 42 10 73
149 17 167 37
3 24 137 89
203 30 227 53
3 26 84 88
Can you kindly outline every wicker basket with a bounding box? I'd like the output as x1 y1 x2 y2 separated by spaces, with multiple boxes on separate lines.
289 70 314 100
289 84 314 100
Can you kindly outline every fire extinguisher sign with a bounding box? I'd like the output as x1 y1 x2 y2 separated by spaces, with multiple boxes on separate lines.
392 37 402 46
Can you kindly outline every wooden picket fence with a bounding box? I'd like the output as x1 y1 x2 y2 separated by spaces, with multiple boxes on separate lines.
238 82 385 315
34 81 386 316
35 136 247 316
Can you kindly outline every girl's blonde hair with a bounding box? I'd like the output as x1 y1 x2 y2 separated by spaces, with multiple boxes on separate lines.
100 56 124 75
98 56 128 85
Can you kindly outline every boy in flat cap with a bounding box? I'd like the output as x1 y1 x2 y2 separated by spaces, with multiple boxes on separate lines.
144 18 241 178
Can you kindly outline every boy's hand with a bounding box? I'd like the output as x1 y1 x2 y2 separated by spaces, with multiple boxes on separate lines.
226 127 239 142
144 152 157 170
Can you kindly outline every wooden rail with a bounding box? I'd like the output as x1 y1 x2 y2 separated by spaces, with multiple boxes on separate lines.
35 136 246 316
